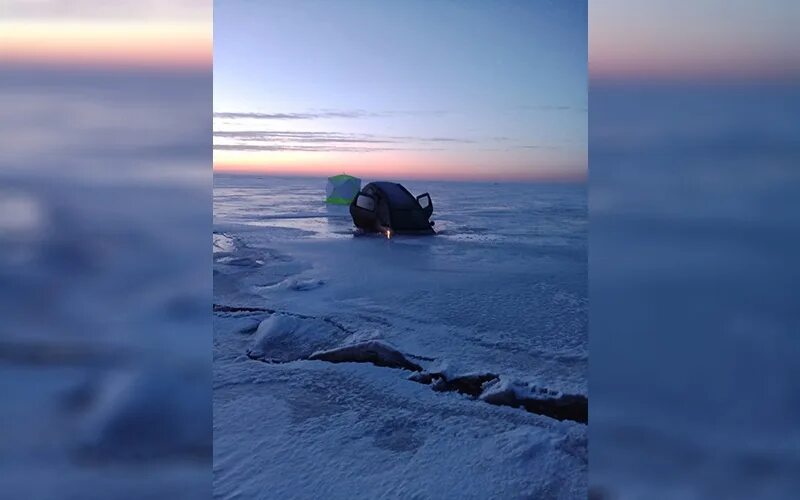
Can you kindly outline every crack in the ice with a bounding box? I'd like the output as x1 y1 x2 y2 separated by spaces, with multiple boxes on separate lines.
214 304 354 335
213 304 273 314
411 371 587 424
430 372 500 397
218 303 588 424
405 353 436 362
320 317 356 335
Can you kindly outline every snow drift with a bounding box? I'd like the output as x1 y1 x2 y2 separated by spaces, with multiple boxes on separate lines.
480 377 588 424
247 313 348 363
309 340 422 371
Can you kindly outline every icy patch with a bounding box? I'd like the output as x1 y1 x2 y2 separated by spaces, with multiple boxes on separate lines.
213 233 236 254
288 278 326 291
308 340 423 372
434 224 505 243
256 277 326 292
341 327 383 346
0 189 46 235
213 232 267 267
217 256 264 267
480 377 588 424
442 232 504 243
246 314 348 363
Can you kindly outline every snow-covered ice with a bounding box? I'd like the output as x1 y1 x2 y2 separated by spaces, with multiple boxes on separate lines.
214 174 587 498
247 313 350 363
0 180 211 498
309 340 423 372
213 232 237 255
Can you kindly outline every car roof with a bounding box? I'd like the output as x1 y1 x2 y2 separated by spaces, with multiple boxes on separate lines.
368 182 417 209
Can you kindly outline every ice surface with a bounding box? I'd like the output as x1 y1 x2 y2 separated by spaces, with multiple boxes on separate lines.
247 313 349 363
590 83 800 498
213 232 236 255
214 174 587 497
79 366 210 460
0 64 211 497
479 377 588 424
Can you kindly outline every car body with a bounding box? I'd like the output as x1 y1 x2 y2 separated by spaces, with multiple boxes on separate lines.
349 182 435 235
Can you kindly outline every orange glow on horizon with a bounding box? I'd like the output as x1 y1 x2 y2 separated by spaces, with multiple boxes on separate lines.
213 160 586 183
590 54 800 82
590 25 800 82
213 147 586 182
0 21 211 71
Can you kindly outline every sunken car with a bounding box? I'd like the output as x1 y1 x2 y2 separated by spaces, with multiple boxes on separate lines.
349 182 435 235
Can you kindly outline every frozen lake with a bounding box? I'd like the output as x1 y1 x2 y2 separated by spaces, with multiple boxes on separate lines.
213 174 587 498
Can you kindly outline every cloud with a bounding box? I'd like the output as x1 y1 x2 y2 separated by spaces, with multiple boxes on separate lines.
213 108 450 121
518 104 588 112
214 110 385 120
4 0 209 21
212 129 475 153
213 130 393 144
409 136 474 143
213 144 443 153
517 145 560 150
215 130 474 143
211 110 578 154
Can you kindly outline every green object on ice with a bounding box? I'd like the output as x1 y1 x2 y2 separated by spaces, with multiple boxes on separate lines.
325 196 353 205
325 174 361 204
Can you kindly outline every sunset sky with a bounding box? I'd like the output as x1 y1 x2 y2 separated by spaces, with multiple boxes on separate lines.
4 0 794 181
0 1 211 72
590 0 799 81
214 0 588 181
0 1 211 185
0 20 210 71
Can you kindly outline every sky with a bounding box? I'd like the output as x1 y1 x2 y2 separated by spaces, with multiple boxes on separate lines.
0 1 212 185
0 1 210 71
213 0 588 181
590 0 799 81
4 1 794 181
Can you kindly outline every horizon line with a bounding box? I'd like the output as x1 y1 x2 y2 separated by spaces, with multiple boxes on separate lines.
213 168 587 184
